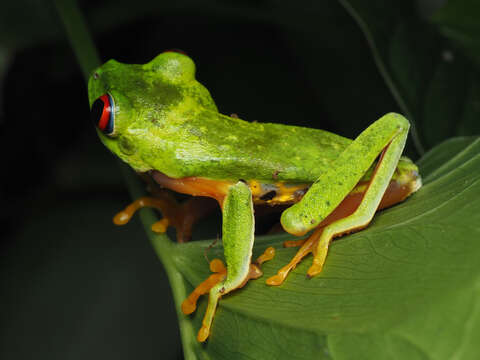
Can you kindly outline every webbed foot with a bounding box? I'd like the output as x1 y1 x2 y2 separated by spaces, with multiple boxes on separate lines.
181 259 227 315
266 227 324 286
182 247 275 341
113 194 217 243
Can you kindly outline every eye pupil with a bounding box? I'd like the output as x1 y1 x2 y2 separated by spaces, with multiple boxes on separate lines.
91 93 115 135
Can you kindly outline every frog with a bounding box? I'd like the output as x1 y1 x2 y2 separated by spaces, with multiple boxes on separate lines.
88 51 422 342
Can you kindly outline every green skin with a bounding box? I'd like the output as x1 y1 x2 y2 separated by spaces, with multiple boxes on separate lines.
88 52 421 341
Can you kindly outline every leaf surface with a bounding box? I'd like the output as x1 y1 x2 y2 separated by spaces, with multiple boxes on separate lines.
163 137 480 359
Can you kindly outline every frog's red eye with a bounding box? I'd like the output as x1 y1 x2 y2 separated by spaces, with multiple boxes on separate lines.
91 93 115 135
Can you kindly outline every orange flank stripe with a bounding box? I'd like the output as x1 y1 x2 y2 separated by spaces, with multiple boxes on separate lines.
150 171 232 205
149 169 417 227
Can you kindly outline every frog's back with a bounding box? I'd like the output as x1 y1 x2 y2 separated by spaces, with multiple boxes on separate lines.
166 112 352 183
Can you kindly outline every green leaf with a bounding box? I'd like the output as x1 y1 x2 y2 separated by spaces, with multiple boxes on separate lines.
431 0 480 67
166 137 480 359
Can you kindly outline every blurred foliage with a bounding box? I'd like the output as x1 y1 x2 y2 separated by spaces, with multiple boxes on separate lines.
431 0 480 66
1 0 479 359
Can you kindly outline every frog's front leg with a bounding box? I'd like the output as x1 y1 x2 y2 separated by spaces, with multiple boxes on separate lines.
196 181 256 342
182 247 274 316
113 192 217 243
268 113 411 285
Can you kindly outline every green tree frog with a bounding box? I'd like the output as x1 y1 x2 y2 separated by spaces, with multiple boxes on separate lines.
88 51 422 342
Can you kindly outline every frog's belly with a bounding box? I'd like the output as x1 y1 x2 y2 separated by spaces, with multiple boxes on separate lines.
149 169 419 214
149 170 310 204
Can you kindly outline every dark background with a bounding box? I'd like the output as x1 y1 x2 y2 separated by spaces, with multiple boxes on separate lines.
2 0 476 359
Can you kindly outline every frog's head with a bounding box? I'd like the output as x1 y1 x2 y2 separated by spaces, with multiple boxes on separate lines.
88 51 218 173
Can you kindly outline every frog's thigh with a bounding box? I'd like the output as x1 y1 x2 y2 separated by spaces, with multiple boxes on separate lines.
197 181 255 342
308 123 409 277
281 113 409 236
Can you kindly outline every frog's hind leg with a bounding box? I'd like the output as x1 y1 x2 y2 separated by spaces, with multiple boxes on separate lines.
269 125 412 284
283 238 307 248
306 120 409 277
113 192 217 243
268 190 370 285
266 227 322 285
277 113 411 282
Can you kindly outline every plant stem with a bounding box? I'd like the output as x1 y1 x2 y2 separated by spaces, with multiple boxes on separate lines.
53 0 100 82
53 2 198 358
120 163 200 360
